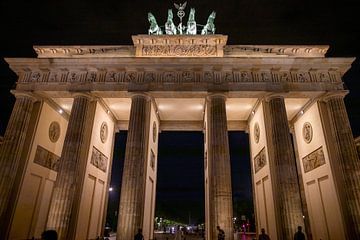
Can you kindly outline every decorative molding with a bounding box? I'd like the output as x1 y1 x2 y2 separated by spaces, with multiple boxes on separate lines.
34 145 60 171
302 146 326 173
90 146 108 172
33 44 329 58
254 147 266 173
224 45 329 58
132 34 227 57
34 45 135 58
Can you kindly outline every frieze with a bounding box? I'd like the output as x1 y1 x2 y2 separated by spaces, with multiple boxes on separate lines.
90 146 108 172
254 147 266 173
132 35 227 57
18 69 342 86
302 146 326 173
141 45 218 57
34 145 60 171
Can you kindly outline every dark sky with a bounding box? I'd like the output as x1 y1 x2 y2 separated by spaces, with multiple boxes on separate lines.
1 0 360 225
1 0 360 135
108 131 251 225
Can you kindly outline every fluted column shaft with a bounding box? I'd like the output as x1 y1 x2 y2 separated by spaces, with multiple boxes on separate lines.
319 96 360 238
46 95 94 239
117 94 150 240
0 94 36 238
263 96 304 239
207 95 233 240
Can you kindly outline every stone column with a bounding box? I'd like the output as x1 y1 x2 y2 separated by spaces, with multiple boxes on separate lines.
46 94 96 240
318 93 360 238
0 92 37 239
289 125 313 240
263 96 304 239
117 94 151 240
206 94 233 240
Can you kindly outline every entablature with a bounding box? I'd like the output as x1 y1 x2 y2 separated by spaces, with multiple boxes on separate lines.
6 57 352 92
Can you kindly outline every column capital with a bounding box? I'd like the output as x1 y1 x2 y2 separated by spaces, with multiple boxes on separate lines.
10 90 38 102
206 92 228 101
319 90 349 102
263 92 286 102
70 91 95 100
129 92 151 101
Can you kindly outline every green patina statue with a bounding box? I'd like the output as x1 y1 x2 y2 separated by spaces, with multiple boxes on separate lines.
148 12 163 35
201 11 216 35
147 3 215 35
165 9 177 35
186 8 197 35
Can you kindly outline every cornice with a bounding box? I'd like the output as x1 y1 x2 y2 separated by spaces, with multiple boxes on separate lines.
32 44 329 58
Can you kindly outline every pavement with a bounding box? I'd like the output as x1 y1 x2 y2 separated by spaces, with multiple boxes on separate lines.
106 232 256 240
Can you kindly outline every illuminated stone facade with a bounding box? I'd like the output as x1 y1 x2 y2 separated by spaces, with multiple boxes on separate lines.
0 35 359 240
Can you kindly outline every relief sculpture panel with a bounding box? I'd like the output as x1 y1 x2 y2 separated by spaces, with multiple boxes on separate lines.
254 147 266 173
90 146 108 172
302 146 326 173
34 145 60 171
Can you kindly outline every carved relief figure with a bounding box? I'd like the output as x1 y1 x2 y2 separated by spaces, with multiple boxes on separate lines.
148 12 163 35
302 122 313 144
49 121 60 143
186 8 197 35
165 9 177 35
201 11 216 35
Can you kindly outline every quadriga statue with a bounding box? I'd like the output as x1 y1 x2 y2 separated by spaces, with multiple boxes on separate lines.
186 8 197 35
165 9 177 35
148 12 163 35
201 11 216 35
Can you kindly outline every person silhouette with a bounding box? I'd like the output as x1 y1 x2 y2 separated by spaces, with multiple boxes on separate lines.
258 228 270 240
41 230 58 240
294 226 305 240
216 225 225 240
134 228 144 240
174 225 183 240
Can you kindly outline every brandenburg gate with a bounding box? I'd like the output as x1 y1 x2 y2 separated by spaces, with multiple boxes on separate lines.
0 10 360 240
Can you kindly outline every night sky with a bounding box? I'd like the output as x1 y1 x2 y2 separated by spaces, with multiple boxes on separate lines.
1 0 360 226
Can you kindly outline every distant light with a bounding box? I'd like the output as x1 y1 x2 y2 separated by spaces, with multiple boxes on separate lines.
251 110 255 115
300 110 304 115
303 215 305 219
109 187 113 192
107 110 110 114
58 109 63 114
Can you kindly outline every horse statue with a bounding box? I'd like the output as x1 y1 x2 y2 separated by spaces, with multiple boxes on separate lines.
165 9 177 35
201 11 216 35
148 12 163 35
186 8 197 35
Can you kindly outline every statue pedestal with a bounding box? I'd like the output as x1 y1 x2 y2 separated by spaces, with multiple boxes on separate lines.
132 34 228 57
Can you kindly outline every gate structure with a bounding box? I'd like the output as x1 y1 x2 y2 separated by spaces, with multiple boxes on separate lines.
0 34 359 240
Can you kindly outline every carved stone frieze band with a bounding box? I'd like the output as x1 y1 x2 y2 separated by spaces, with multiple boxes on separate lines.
132 34 227 57
18 69 342 86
